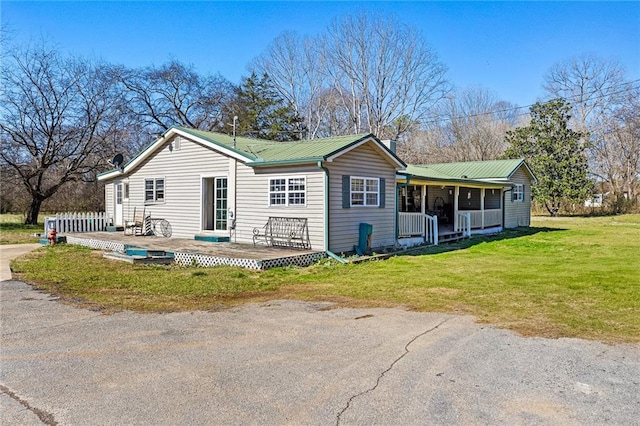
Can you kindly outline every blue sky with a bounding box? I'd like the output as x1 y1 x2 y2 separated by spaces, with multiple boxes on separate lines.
3 1 639 108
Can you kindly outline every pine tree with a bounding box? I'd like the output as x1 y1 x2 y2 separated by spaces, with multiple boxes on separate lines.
230 72 304 141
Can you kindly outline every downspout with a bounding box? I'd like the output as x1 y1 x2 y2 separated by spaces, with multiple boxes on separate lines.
317 161 347 263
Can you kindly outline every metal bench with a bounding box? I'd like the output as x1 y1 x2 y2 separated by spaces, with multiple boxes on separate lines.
253 217 311 249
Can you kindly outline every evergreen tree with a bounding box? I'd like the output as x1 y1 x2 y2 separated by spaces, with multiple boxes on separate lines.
504 99 593 216
228 72 304 141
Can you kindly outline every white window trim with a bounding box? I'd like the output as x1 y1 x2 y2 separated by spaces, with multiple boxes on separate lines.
144 177 165 204
513 184 524 202
351 176 380 207
268 176 307 207
123 182 130 201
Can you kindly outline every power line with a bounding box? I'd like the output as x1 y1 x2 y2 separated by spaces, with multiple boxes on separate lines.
421 79 640 127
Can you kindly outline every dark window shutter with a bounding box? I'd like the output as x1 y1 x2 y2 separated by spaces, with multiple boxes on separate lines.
342 175 351 208
379 178 385 208
522 185 526 201
512 188 516 202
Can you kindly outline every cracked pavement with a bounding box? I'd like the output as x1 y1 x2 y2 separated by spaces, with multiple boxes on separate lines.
1 277 639 425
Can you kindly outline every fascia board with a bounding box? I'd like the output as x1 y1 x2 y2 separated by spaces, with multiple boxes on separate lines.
97 127 254 181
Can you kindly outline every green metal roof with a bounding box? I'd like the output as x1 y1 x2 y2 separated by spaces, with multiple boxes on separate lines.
177 127 391 166
401 159 533 187
98 126 405 181
419 158 527 180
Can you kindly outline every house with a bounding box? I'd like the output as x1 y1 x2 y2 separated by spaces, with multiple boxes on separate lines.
98 126 536 254
98 127 405 254
396 159 537 246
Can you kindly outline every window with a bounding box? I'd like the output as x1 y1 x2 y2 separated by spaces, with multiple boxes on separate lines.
145 178 165 203
269 177 306 206
215 178 228 231
116 184 123 205
351 177 379 207
123 183 130 200
513 184 524 202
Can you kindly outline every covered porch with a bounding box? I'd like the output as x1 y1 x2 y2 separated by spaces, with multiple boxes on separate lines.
397 180 505 246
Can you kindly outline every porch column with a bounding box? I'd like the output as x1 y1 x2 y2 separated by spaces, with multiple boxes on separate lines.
481 188 485 229
454 186 459 230
228 158 237 241
421 185 426 238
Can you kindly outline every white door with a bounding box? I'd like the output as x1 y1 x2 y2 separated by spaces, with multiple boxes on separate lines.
114 182 124 226
202 177 228 232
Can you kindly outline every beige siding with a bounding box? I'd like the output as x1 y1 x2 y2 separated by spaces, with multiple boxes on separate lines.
120 135 229 238
504 167 532 228
326 142 398 253
103 135 326 246
235 164 325 249
104 184 114 222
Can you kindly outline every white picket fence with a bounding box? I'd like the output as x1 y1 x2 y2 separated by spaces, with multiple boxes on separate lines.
44 212 110 233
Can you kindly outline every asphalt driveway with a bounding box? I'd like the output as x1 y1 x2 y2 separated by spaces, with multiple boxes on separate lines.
1 248 639 425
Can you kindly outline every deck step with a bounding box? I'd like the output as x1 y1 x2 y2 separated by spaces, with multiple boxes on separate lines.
194 235 230 243
438 231 467 243
103 251 174 265
125 247 172 257
106 225 124 232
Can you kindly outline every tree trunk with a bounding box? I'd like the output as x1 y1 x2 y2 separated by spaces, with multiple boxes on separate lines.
545 200 560 217
25 196 44 225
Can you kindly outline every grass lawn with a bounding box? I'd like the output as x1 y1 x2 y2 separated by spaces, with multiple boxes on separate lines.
0 214 43 244
9 214 640 344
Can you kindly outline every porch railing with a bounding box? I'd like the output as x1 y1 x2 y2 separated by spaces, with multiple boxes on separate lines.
398 212 439 246
44 212 109 234
456 212 471 237
398 212 424 237
458 209 502 229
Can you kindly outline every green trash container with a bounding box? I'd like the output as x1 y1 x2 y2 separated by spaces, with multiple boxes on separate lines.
355 223 373 255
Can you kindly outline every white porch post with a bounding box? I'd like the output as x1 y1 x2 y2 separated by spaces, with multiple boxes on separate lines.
481 188 485 229
454 186 459 230
421 185 426 239
228 158 237 241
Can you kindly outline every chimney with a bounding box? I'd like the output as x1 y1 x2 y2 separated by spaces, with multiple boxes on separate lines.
381 139 397 153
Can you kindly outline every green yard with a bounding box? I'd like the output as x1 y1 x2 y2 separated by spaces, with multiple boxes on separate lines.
7 215 640 343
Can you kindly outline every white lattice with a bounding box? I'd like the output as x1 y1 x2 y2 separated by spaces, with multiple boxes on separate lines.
174 253 260 269
260 252 326 269
65 235 326 270
66 236 125 252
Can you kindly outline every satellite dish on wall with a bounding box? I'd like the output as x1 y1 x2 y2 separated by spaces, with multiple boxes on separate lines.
110 153 124 170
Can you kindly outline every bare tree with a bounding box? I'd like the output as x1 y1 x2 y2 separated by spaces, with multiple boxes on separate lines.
398 87 518 164
543 54 640 209
543 54 628 134
252 12 450 140
593 90 640 209
0 43 120 223
323 12 450 139
252 32 328 139
117 60 235 140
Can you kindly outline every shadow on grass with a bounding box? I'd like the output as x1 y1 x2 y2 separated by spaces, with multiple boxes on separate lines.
399 226 566 257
